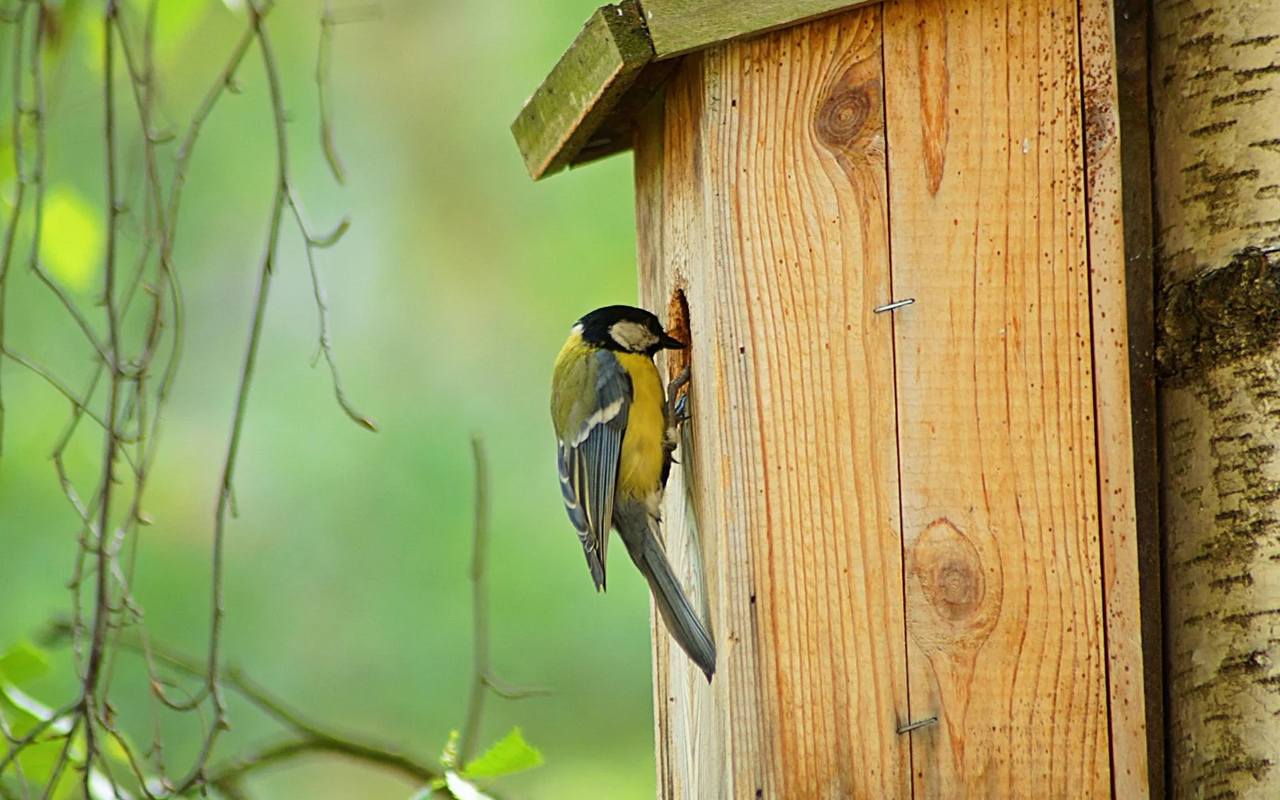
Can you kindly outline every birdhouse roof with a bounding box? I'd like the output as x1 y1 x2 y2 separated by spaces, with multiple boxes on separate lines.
510 0 873 180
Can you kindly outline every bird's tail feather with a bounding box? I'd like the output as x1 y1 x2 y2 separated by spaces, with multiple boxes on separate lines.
628 527 716 680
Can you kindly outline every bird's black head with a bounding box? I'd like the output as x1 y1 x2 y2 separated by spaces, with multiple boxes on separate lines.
574 305 685 355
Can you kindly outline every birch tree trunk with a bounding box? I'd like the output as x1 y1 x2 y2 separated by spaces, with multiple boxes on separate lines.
1151 0 1280 796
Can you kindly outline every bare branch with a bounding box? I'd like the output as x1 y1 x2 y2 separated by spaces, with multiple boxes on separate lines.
0 347 112 432
79 7 127 793
0 0 33 460
177 6 290 789
459 436 548 768
0 702 78 779
459 436 492 766
316 3 345 185
205 736 439 791
1 2 436 796
287 189 376 431
89 635 445 796
0 700 35 800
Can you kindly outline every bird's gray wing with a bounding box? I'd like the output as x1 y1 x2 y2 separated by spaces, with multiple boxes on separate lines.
557 349 630 590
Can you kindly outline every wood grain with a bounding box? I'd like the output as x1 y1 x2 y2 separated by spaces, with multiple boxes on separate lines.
636 9 911 797
510 0 653 180
638 0 878 58
883 0 1112 795
1078 0 1151 794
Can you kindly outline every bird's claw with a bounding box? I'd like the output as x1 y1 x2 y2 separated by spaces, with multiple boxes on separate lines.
673 394 689 424
667 365 692 427
668 364 691 396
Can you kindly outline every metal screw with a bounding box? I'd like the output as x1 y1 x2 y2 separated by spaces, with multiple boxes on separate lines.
874 298 916 313
897 716 937 734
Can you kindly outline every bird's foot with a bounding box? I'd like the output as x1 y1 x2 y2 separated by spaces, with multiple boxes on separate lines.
667 365 692 426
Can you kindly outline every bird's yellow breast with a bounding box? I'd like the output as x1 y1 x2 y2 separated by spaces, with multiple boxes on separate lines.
616 352 665 500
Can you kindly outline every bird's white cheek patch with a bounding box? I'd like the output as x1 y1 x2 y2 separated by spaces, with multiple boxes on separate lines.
609 320 657 352
570 398 623 445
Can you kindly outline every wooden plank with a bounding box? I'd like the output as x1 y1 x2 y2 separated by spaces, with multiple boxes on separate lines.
642 55 760 799
636 9 911 796
1113 0 1163 792
639 0 877 58
1078 0 1151 795
882 0 1112 795
510 0 653 180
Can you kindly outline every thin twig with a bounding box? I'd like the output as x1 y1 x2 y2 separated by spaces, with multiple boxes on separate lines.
90 634 445 795
286 189 374 431
0 0 32 461
0 347 112 431
175 6 288 790
0 699 34 800
79 7 126 794
459 436 549 768
37 713 79 800
316 2 345 184
459 436 491 766
205 736 439 790
0 702 78 778
0 1 397 794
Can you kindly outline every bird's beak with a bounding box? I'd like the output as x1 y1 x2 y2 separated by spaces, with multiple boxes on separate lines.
658 333 686 350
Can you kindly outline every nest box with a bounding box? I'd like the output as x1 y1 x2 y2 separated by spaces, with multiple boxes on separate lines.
513 1 1149 797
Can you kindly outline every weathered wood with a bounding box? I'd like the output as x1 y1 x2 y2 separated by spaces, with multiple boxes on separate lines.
1151 0 1280 796
636 9 911 796
1078 0 1152 795
882 0 1115 794
510 0 653 180
514 0 895 174
638 0 877 58
572 59 680 169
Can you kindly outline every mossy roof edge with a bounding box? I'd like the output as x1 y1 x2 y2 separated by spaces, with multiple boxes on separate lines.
511 0 870 180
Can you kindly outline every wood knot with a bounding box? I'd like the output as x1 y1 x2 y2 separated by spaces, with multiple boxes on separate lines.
905 518 1002 766
815 83 875 147
906 518 1002 650
813 57 882 165
912 519 984 621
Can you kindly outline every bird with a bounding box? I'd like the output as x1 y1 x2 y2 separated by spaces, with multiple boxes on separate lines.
550 305 716 679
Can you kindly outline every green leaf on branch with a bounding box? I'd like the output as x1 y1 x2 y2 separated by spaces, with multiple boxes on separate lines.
0 685 54 735
461 727 542 780
0 686 66 787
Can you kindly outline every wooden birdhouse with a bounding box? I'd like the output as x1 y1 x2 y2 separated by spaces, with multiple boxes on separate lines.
513 1 1151 797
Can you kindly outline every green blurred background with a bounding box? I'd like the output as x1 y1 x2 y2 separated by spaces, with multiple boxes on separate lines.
0 0 657 796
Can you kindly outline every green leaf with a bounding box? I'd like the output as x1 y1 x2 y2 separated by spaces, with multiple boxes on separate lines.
0 641 50 686
0 686 48 735
41 185 103 293
6 736 65 787
460 727 543 781
0 687 69 786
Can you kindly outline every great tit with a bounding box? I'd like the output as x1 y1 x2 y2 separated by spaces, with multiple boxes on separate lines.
551 305 716 679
